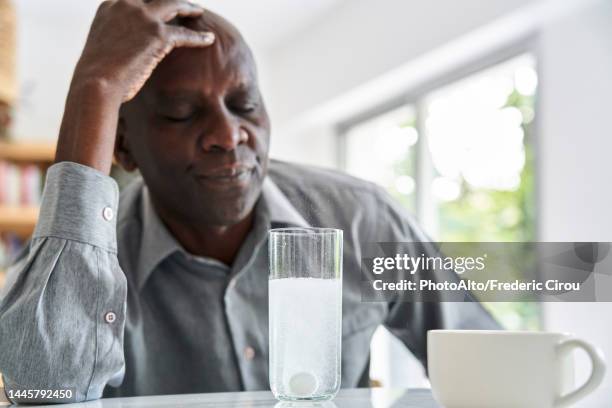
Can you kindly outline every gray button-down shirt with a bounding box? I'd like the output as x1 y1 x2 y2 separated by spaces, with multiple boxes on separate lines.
0 160 498 402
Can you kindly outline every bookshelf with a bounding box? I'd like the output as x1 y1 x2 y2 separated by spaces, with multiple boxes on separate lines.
0 140 55 163
0 205 40 237
0 140 56 282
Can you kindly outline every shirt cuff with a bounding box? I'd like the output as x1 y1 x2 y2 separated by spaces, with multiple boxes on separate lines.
33 161 119 252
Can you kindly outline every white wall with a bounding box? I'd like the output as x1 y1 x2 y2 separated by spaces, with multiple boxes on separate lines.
262 0 540 167
264 0 538 126
12 0 93 140
538 1 612 406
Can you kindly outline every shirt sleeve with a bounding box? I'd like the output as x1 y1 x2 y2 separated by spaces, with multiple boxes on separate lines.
0 161 127 403
372 187 501 369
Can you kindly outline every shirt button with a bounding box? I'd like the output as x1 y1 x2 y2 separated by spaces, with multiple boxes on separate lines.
104 311 117 324
102 207 114 221
244 346 256 360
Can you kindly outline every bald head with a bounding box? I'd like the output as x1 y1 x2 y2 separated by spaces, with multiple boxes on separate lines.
181 9 248 54
157 9 257 80
140 9 260 106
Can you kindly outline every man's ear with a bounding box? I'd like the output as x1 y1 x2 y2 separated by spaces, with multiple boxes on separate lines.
114 116 139 172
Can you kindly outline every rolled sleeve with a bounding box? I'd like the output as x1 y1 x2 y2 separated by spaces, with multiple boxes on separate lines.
34 161 119 252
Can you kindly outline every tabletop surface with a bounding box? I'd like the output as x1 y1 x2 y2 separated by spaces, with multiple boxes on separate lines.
34 388 440 408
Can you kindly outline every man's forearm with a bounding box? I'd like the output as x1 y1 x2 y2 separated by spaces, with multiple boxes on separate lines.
55 79 122 175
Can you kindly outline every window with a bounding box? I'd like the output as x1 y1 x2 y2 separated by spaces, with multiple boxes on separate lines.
342 53 539 386
344 105 418 214
424 55 537 245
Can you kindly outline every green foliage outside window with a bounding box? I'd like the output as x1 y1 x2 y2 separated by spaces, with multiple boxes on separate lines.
436 90 539 330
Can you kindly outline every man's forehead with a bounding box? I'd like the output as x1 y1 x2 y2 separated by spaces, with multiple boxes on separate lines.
177 8 254 71
154 45 254 81
148 11 257 92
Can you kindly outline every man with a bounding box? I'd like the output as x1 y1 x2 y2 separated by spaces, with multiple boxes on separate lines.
0 0 499 403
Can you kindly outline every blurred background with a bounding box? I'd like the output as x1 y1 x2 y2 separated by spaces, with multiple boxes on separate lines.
0 0 610 406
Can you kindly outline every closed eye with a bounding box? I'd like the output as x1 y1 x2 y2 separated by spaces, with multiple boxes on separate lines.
231 104 257 115
161 112 195 123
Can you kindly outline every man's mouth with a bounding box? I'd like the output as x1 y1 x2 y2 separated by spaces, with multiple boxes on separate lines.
195 165 255 187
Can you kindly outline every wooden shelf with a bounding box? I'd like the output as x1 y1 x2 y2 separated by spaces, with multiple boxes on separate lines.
0 140 56 163
0 205 39 238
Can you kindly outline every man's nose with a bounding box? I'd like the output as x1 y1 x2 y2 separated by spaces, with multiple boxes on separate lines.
199 108 248 152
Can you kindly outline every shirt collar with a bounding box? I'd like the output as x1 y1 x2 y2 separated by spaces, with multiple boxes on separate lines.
261 177 310 229
136 187 183 290
135 176 309 290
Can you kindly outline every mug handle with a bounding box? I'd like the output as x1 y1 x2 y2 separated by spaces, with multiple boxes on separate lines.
555 338 606 407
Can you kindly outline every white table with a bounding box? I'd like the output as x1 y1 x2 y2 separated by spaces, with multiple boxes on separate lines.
34 388 440 407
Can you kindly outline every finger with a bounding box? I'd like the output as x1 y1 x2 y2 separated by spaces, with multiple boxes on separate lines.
147 0 204 22
166 26 216 49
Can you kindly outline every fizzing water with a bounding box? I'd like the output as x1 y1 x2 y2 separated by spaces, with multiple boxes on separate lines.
269 277 342 401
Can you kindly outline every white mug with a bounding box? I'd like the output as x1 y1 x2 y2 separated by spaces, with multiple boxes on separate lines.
428 330 606 408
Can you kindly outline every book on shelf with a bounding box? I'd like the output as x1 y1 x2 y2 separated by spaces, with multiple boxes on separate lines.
0 158 45 282
0 159 43 206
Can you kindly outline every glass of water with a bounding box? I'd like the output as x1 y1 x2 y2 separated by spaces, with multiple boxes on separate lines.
269 227 343 401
